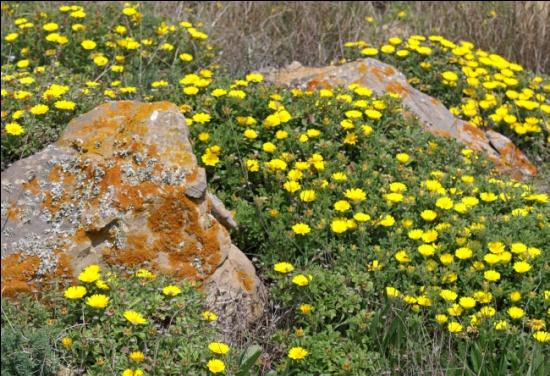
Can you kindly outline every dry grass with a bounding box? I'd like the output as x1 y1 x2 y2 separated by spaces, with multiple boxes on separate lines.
148 1 549 74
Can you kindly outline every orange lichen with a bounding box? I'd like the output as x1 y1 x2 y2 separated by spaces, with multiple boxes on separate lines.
1 253 40 297
48 165 62 182
6 203 21 221
23 176 40 196
111 248 157 267
383 66 395 76
236 269 254 292
306 78 332 91
386 81 409 96
462 122 487 140
430 128 452 139
49 252 74 281
370 66 386 81
73 228 89 245
115 181 159 211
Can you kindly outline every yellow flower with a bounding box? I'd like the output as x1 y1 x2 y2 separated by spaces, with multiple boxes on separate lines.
344 188 366 202
334 200 351 212
488 241 505 254
480 192 498 202
81 40 97 50
288 347 308 360
533 331 550 343
292 223 311 235
384 193 404 203
508 306 524 320
192 113 211 124
418 244 435 257
211 88 226 97
292 274 311 287
435 197 453 210
513 261 531 273
43 22 59 32
207 359 225 374
283 181 301 193
263 142 277 153
79 265 101 283
93 55 108 66
246 159 259 172
365 109 382 120
435 314 448 324
208 342 230 355
455 247 473 260
5 33 19 42
441 71 459 82
354 212 371 222
86 294 109 309
61 337 73 349
243 129 258 139
448 304 463 316
479 306 496 318
122 7 138 16
421 230 438 243
458 297 476 309
5 122 25 136
420 210 437 221
361 47 378 56
299 304 313 314
124 310 148 325
30 104 49 115
129 351 145 362
510 291 522 302
202 152 220 167
202 310 218 321
162 285 182 296
440 253 454 265
135 269 156 279
395 250 410 263
440 290 458 301
396 153 410 163
54 100 76 110
408 229 424 240
274 262 294 274
64 286 87 300
484 270 500 282
246 73 264 83
379 214 395 227
331 219 348 233
448 321 462 333
510 242 527 254
386 286 400 298
266 159 287 171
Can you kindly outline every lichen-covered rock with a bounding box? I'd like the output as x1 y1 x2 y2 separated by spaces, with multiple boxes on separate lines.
266 59 537 181
1 101 265 325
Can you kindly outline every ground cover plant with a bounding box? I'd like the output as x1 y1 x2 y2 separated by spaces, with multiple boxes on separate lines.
1 2 549 375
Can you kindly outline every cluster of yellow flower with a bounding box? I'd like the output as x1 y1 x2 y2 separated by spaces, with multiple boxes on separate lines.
63 265 224 374
1 2 214 146
345 35 550 145
274 262 311 360
188 78 548 346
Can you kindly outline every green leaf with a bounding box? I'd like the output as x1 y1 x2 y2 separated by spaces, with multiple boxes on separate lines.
235 344 262 376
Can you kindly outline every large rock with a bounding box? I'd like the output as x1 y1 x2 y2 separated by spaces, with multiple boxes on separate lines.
1 101 265 325
266 59 537 181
